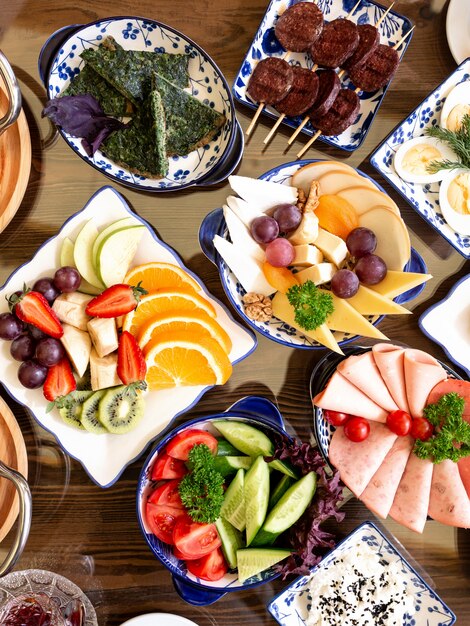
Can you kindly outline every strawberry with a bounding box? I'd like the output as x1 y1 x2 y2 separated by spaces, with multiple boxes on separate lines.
117 330 147 385
43 357 76 402
85 283 147 318
10 290 63 338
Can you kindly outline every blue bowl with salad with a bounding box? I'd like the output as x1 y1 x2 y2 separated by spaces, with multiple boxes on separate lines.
136 396 342 605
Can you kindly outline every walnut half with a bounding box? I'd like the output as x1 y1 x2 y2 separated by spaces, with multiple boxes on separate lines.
242 293 272 322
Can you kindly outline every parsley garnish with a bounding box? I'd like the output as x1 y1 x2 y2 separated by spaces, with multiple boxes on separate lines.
425 114 470 174
178 444 224 523
286 280 334 331
414 392 470 463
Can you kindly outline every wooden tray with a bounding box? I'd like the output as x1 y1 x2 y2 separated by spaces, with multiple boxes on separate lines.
0 82 31 234
0 396 28 542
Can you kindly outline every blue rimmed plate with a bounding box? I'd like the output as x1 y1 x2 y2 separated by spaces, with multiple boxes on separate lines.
370 57 470 259
0 186 256 487
233 0 413 152
39 16 241 191
267 521 456 626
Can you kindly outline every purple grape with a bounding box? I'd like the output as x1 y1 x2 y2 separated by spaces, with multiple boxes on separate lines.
265 238 295 267
28 325 48 341
17 360 48 389
272 204 302 234
346 227 377 258
250 216 279 244
0 313 23 340
355 254 387 285
32 277 60 304
331 270 360 299
35 337 65 367
10 335 36 361
53 266 81 293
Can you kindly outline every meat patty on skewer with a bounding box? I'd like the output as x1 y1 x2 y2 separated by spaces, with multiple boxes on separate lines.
310 19 359 69
246 57 294 104
311 88 360 136
343 24 380 70
275 1 324 52
306 69 341 119
276 67 320 117
349 44 400 92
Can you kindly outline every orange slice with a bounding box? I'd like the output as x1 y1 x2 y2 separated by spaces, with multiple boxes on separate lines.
145 330 232 390
125 262 200 294
138 309 232 354
122 288 216 338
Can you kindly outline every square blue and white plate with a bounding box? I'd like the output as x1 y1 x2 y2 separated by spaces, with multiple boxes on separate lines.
370 57 470 259
267 521 456 626
233 0 413 151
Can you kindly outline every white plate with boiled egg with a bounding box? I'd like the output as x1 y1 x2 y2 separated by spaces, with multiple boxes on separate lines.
371 57 470 258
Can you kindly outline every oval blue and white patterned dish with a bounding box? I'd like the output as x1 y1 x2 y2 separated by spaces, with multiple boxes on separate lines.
40 16 241 191
233 0 413 152
267 521 456 626
199 160 428 350
370 57 470 259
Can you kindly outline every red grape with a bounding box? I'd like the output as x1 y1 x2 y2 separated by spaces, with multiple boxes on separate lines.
28 325 48 341
10 335 36 362
32 277 60 304
354 254 387 285
17 360 48 389
344 417 370 442
330 269 359 299
265 238 295 267
346 227 377 258
323 409 351 427
410 417 434 441
386 410 412 436
35 337 65 367
273 204 302 234
250 216 279 244
53 266 81 293
0 313 23 340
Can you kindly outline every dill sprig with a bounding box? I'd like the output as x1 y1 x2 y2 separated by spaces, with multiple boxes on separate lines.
425 114 470 174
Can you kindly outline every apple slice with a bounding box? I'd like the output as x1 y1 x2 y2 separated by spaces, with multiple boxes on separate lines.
336 186 400 216
229 175 297 212
96 225 146 287
223 205 265 263
91 217 137 272
291 161 359 195
59 237 101 295
358 206 411 271
73 220 105 289
226 195 264 227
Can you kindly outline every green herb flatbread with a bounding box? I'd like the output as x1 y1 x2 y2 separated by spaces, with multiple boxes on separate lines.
101 89 168 178
152 72 226 156
81 36 189 106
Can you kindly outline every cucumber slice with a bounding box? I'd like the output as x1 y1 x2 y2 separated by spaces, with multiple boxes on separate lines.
220 468 246 531
214 421 274 457
237 548 291 584
244 456 270 546
213 456 253 477
268 459 300 480
215 517 244 569
216 439 243 456
269 475 295 510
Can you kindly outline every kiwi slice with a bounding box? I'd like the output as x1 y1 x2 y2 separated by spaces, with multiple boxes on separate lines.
98 385 145 434
81 390 108 434
59 390 94 429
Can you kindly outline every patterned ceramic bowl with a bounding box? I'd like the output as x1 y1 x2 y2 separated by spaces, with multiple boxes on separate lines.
199 160 427 350
38 16 242 191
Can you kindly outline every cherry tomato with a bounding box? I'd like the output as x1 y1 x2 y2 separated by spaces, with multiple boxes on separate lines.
323 409 352 427
186 548 228 581
386 410 412 436
151 452 187 480
410 417 434 441
145 503 186 544
166 429 218 461
148 479 184 509
173 517 221 559
343 416 370 442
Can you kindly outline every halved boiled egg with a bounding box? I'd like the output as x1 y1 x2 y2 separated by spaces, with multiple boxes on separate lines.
393 135 458 184
439 168 470 236
441 81 470 131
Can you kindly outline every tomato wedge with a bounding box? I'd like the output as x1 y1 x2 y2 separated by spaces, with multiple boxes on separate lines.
148 479 184 509
186 548 228 581
151 452 187 480
166 429 218 461
173 517 221 559
145 503 186 544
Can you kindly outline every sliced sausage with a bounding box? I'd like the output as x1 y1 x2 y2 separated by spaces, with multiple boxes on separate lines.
343 24 380 70
276 67 319 117
306 69 340 118
427 379 470 417
246 57 294 104
311 88 360 136
349 44 400 92
275 2 324 52
310 19 359 68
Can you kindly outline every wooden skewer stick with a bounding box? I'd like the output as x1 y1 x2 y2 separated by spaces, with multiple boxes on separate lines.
295 24 414 159
286 1 396 147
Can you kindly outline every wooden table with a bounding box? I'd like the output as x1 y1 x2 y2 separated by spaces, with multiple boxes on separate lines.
0 0 469 623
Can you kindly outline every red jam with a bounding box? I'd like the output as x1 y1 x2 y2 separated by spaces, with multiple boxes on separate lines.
0 593 64 626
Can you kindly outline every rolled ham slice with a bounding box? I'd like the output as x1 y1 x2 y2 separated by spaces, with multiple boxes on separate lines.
360 435 414 519
313 371 388 422
403 349 447 418
372 343 410 413
337 352 399 413
428 460 470 528
389 453 433 533
328 422 397 497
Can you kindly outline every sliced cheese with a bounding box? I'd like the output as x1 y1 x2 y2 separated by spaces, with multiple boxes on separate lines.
337 186 400 216
323 291 388 340
291 161 359 195
226 195 264 227
369 271 432 300
347 285 412 316
296 263 336 286
314 228 348 266
271 291 343 354
293 244 323 267
317 170 377 195
358 206 411 271
223 205 265 262
229 175 297 212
